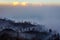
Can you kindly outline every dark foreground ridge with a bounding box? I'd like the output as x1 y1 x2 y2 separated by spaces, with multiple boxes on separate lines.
0 18 60 40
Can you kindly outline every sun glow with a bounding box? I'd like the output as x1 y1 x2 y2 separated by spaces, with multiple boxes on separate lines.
21 2 27 6
12 2 19 6
12 2 27 6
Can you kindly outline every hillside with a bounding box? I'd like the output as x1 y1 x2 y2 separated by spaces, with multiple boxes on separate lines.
0 18 60 40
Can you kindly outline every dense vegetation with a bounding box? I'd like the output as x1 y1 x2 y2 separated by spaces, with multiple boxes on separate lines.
0 18 60 40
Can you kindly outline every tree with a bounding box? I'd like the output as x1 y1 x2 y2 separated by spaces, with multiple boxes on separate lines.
49 29 52 33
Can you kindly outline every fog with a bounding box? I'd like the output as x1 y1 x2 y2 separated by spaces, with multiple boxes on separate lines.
0 5 60 32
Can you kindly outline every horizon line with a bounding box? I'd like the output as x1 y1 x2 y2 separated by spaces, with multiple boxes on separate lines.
0 2 60 6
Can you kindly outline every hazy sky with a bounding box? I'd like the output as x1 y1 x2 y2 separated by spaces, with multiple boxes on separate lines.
0 0 60 3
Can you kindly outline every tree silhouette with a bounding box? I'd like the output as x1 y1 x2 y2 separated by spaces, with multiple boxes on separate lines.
49 29 52 33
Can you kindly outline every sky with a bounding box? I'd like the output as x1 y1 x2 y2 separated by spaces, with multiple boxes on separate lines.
0 0 60 4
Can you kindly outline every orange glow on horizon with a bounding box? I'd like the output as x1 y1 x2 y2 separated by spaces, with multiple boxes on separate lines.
12 2 28 7
21 2 27 6
12 2 19 6
0 2 60 6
